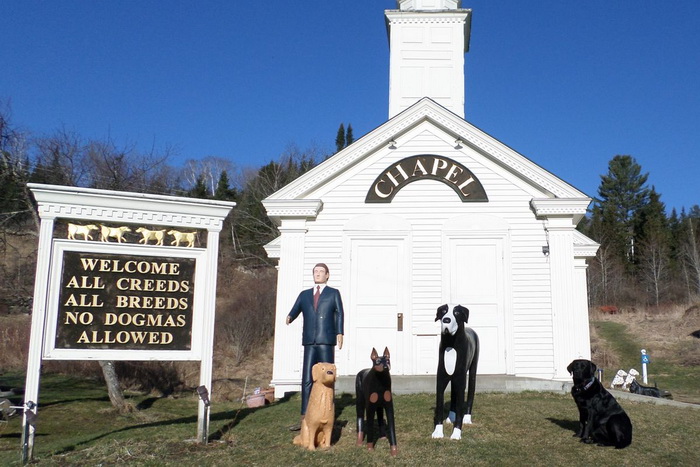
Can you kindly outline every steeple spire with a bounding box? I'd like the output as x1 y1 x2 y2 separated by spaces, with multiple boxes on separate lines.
385 0 472 118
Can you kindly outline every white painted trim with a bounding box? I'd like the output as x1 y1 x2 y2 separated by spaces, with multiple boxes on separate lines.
22 215 55 458
394 1 462 12
264 236 281 259
573 230 600 258
270 218 309 398
530 197 591 225
29 183 234 230
262 199 323 226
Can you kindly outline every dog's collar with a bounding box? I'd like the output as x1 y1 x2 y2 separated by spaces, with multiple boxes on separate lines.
583 377 596 390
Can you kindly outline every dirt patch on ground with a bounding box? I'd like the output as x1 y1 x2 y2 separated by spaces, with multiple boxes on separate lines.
211 339 274 403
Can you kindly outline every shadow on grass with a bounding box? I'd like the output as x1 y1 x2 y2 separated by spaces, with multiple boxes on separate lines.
208 391 295 442
209 392 355 444
49 392 295 455
331 393 354 445
429 402 466 421
42 388 364 454
546 417 579 434
210 391 355 446
0 432 49 440
40 396 110 408
135 397 160 411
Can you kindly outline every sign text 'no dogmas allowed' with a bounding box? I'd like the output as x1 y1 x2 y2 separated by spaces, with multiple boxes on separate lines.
55 251 196 350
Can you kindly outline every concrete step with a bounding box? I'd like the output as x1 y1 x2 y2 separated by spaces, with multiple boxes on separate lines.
336 375 572 395
336 375 700 409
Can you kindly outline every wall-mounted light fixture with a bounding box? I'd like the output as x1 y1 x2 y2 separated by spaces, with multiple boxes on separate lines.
388 139 397 150
542 245 550 256
454 138 463 149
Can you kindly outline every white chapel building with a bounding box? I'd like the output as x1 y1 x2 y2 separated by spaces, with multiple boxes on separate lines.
264 0 599 397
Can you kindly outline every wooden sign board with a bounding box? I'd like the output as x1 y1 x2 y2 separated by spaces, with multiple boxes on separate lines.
44 243 203 360
22 183 235 460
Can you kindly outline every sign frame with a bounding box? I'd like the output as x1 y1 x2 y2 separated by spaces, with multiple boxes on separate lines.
22 183 235 461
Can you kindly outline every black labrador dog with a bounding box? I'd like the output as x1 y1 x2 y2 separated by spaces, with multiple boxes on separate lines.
629 380 661 398
567 359 632 449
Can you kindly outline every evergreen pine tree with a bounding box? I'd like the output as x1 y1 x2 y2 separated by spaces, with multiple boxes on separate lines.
596 155 650 267
189 176 208 199
637 187 668 243
335 123 345 153
214 170 236 200
346 124 354 146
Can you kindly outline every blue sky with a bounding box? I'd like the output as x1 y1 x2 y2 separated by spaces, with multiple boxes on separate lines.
3 1 698 213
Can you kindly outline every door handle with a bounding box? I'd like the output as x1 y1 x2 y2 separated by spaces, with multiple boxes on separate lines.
397 313 403 331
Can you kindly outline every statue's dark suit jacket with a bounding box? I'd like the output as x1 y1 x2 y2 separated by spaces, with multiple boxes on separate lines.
287 286 344 345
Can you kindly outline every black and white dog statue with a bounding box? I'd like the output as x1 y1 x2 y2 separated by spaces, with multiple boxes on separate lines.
432 304 479 440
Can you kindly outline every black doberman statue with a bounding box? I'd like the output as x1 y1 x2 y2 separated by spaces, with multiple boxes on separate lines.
355 347 397 456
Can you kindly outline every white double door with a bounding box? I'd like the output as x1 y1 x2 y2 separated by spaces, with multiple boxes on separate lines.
346 234 507 376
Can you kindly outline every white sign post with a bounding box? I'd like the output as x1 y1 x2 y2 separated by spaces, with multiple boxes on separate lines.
22 184 234 462
641 349 650 384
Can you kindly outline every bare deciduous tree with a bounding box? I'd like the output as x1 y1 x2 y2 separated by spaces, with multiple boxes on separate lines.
33 128 87 187
182 156 235 196
1 106 38 233
84 137 178 194
98 361 135 414
638 235 669 306
232 144 321 263
682 215 700 298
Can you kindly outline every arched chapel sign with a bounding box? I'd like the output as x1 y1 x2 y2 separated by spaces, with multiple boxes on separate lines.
365 155 488 203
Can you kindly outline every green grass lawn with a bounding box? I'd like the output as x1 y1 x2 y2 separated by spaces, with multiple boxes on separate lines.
1 373 698 466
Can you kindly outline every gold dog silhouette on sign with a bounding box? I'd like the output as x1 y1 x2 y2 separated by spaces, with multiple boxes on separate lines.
168 230 197 248
99 225 131 243
67 223 98 241
136 227 166 246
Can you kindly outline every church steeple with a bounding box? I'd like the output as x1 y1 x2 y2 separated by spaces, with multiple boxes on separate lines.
385 0 472 119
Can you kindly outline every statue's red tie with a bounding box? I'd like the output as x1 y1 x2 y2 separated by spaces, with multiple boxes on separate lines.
313 285 320 309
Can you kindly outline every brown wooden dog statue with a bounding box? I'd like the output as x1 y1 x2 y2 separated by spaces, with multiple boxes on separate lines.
293 362 336 450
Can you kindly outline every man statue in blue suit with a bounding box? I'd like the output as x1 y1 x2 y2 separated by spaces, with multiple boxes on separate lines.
286 263 344 419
